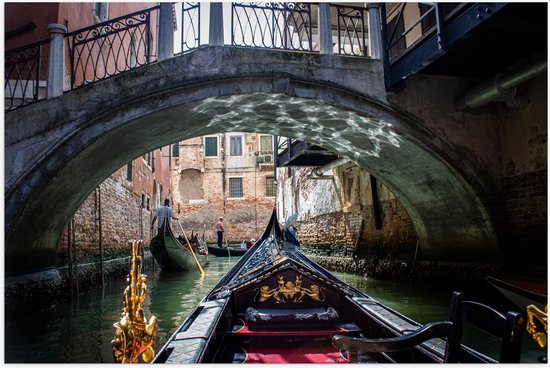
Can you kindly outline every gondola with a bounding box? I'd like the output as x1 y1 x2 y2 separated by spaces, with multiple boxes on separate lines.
487 275 547 310
149 220 207 271
206 244 248 257
152 210 505 364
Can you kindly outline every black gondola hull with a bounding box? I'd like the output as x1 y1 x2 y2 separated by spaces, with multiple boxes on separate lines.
206 244 247 257
153 210 496 364
149 223 207 271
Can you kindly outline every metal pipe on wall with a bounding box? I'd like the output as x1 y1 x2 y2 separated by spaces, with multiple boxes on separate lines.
307 157 351 179
456 59 547 110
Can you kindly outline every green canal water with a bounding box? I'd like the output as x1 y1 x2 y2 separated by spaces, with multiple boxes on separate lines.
5 257 544 363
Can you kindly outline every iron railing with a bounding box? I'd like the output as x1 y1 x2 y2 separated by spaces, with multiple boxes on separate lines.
5 39 49 112
181 2 201 52
383 3 465 64
5 2 375 112
332 3 368 57
66 6 159 90
231 2 314 51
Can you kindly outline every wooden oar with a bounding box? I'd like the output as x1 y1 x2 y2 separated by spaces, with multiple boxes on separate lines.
224 234 231 258
177 219 205 275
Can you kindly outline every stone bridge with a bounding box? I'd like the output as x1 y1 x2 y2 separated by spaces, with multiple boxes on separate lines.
5 46 502 274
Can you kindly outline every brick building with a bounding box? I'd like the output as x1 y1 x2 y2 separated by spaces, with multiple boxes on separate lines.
172 133 276 244
57 147 173 265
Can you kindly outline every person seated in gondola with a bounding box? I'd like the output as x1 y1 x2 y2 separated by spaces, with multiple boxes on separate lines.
177 233 202 254
246 238 255 249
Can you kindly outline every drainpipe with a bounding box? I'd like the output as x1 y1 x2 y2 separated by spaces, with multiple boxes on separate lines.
307 157 351 180
456 59 547 110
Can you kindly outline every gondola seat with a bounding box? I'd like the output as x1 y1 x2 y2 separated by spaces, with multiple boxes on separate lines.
229 307 359 364
245 306 340 329
332 321 454 363
447 291 526 363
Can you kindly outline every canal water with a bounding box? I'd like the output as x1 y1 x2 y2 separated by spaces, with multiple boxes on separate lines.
5 257 543 363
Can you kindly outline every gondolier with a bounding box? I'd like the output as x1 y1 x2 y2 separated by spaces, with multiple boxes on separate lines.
216 217 225 248
151 199 178 235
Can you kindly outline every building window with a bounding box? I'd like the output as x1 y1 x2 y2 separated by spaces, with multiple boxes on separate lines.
126 162 133 181
146 195 150 211
229 135 243 156
229 177 243 198
204 136 218 157
259 135 273 152
266 176 276 197
141 193 146 208
142 152 151 167
151 151 156 173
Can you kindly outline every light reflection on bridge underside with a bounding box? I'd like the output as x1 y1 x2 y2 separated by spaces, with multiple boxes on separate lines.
193 93 402 160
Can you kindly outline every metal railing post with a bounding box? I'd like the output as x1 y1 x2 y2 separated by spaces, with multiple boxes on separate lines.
318 2 333 55
158 3 174 61
209 2 224 46
434 3 446 51
367 3 383 59
46 23 67 99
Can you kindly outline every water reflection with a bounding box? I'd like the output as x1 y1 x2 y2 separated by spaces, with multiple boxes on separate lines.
5 257 239 363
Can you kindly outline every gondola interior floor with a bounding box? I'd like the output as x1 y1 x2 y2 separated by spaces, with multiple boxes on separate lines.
224 319 360 364
240 346 350 364
224 338 351 364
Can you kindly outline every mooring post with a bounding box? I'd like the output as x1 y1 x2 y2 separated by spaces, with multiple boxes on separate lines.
72 217 79 296
67 222 74 300
98 186 104 289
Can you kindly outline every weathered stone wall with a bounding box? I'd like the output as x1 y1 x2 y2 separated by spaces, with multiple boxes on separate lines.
388 72 547 265
498 75 547 264
279 165 418 261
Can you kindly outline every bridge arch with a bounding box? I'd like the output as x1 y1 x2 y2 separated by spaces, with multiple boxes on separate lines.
5 47 499 274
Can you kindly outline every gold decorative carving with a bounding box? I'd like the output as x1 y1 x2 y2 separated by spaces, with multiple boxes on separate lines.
112 240 158 363
527 304 548 349
254 275 325 303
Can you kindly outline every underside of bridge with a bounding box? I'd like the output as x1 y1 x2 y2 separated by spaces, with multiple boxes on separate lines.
5 47 500 274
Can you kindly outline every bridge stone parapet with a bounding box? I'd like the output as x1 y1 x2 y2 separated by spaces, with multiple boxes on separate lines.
6 46 385 194
5 46 500 274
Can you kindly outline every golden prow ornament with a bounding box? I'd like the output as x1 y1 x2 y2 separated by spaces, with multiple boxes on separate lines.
112 240 158 363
